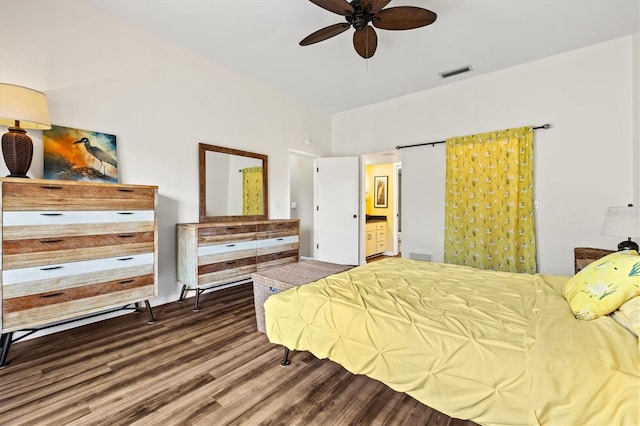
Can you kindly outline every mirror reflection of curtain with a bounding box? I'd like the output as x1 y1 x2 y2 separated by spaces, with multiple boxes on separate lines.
444 126 536 273
242 166 263 215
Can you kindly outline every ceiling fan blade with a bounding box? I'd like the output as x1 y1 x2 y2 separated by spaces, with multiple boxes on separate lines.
372 6 437 30
360 0 392 14
300 23 351 46
308 0 355 16
353 26 378 59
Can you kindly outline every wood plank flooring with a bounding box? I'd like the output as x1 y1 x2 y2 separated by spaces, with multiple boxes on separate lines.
0 284 478 426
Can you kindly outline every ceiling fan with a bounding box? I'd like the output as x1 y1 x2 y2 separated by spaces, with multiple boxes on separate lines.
300 0 437 59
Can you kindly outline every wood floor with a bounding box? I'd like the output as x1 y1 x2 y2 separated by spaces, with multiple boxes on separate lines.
0 283 478 426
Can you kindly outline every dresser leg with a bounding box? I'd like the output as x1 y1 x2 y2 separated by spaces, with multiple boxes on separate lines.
193 289 201 312
178 285 188 302
0 332 14 368
144 300 157 324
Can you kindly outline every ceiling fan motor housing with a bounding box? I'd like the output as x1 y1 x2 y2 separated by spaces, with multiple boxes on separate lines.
347 0 374 30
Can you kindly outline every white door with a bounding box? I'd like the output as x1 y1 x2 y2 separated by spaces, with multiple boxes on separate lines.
314 157 360 265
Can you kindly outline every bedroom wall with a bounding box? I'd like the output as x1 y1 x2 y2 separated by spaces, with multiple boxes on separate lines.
0 0 333 305
332 35 639 276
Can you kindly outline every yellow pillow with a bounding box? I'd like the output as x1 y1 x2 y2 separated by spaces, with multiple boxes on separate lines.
615 296 640 337
564 250 640 320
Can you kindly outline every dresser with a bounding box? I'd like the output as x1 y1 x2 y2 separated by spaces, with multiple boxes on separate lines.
0 178 158 367
177 219 299 310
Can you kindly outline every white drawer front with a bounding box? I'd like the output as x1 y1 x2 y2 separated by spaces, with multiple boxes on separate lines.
257 235 299 249
198 240 257 256
3 210 155 226
2 253 154 286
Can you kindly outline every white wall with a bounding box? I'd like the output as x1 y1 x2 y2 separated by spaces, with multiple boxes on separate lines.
333 36 639 275
0 0 333 304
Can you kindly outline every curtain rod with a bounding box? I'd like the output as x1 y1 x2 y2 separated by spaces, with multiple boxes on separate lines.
395 123 551 150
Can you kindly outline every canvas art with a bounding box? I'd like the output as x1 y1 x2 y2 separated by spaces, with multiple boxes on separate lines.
43 125 118 183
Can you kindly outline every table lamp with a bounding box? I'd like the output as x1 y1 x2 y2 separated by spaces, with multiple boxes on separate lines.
0 83 51 178
601 204 640 251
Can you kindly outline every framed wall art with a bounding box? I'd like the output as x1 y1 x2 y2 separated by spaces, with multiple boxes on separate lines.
374 175 388 208
43 125 118 183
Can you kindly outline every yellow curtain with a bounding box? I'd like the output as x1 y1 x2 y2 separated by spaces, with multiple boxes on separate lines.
444 126 536 273
242 167 263 215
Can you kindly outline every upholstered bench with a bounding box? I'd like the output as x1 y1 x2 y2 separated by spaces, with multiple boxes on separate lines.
252 259 353 333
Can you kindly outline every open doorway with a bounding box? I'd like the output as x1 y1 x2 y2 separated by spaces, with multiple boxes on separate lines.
362 151 402 262
289 150 317 258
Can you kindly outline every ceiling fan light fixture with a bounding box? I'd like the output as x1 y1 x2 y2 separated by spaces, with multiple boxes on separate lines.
439 65 473 79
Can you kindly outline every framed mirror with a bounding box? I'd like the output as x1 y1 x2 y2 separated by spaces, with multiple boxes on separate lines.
199 143 269 222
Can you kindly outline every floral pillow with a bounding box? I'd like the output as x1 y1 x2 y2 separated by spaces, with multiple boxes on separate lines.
564 250 640 320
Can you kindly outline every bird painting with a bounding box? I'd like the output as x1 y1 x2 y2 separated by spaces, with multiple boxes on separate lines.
43 125 118 183
74 137 117 174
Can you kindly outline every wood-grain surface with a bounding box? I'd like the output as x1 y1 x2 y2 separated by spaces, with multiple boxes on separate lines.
0 284 478 426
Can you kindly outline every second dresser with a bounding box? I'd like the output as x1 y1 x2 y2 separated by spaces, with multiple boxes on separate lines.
176 219 299 310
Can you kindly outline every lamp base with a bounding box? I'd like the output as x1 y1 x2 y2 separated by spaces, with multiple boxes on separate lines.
2 125 33 178
618 238 639 252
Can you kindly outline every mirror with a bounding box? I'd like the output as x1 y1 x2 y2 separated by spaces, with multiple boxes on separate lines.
199 143 269 222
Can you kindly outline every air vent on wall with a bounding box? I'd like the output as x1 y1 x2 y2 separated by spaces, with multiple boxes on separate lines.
439 65 473 79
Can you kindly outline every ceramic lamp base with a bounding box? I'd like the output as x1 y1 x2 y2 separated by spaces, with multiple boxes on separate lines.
2 126 33 178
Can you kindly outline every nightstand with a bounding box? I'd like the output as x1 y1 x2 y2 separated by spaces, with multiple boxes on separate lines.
574 247 614 273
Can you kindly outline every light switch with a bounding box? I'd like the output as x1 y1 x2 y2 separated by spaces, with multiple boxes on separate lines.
291 201 297 209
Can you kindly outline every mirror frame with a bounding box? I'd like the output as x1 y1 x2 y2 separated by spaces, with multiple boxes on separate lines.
199 143 269 222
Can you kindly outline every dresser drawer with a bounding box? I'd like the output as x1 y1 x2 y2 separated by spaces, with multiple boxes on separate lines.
3 231 155 270
2 182 155 211
198 225 257 244
2 282 155 331
198 264 256 286
257 221 298 239
4 274 154 314
2 253 154 286
197 239 257 257
3 263 154 299
3 210 155 227
256 250 299 271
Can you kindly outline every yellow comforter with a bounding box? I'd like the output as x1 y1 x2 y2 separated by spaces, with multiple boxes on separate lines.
264 258 639 425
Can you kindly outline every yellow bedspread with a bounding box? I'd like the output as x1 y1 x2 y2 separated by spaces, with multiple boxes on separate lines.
264 258 639 426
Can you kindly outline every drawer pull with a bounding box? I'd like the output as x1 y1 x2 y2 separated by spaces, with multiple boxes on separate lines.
117 257 134 261
40 292 64 299
40 266 63 271
118 188 134 192
225 244 236 247
226 227 237 230
40 185 63 190
41 239 63 244
118 234 135 238
118 279 135 284
117 212 135 215
40 213 63 216
226 261 237 265
276 238 284 241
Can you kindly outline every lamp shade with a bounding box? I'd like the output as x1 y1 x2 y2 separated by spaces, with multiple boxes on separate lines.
0 83 51 130
601 206 640 238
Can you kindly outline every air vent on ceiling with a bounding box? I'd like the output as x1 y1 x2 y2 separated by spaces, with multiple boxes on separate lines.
439 65 473 79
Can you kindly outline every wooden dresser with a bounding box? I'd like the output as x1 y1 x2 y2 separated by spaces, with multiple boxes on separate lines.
0 178 158 367
176 219 299 310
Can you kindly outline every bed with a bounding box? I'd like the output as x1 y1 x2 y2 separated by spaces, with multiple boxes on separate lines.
264 257 639 426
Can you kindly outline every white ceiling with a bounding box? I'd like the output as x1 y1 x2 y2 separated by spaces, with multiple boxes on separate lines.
84 0 639 114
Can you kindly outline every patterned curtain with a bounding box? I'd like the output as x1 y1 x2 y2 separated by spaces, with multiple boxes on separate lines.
242 167 263 215
444 126 536 273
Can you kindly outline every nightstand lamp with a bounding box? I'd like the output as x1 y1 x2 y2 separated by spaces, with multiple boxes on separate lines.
601 204 640 251
0 83 51 178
